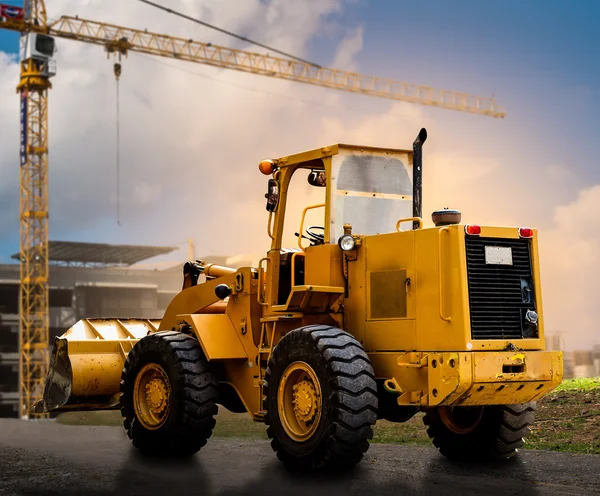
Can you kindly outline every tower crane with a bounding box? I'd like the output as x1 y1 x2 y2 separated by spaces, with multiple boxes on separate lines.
0 0 506 419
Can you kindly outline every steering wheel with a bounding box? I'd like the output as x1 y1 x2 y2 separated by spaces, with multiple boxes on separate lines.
305 226 325 245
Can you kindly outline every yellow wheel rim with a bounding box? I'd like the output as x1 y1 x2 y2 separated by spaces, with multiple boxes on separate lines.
133 363 172 430
277 361 322 442
438 406 484 435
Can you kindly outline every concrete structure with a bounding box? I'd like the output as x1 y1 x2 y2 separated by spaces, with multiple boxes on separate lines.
0 241 254 418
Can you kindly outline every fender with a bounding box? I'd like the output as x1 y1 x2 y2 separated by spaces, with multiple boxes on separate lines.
180 313 247 360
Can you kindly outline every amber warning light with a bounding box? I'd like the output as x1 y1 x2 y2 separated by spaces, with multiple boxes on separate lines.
519 227 534 238
259 160 276 175
465 224 481 236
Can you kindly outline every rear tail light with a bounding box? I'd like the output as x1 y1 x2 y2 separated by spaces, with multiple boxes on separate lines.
519 227 534 238
465 224 481 236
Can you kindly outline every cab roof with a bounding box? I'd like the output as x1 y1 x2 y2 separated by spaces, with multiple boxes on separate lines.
272 144 413 167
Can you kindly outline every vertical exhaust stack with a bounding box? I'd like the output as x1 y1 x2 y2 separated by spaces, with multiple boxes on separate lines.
412 128 427 230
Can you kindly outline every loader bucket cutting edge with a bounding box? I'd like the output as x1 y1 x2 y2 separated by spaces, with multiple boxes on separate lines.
32 338 72 414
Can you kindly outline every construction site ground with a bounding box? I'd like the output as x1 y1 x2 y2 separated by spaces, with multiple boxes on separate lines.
1 378 598 495
55 376 600 455
1 418 600 496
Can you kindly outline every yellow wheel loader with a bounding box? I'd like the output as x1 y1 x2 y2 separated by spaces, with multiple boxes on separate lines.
34 128 563 470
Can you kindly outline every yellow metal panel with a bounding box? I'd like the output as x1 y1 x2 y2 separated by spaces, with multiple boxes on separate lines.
272 285 344 313
361 230 416 351
271 145 339 168
185 314 247 360
369 350 563 408
305 244 333 286
471 350 561 383
67 341 133 396
159 273 237 332
344 239 367 346
369 269 408 319
64 319 158 340
365 320 417 352
365 231 415 318
529 229 546 350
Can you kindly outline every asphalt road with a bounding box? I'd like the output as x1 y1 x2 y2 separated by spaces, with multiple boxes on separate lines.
1 419 599 496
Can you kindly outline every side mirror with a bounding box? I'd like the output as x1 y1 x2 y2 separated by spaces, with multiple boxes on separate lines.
265 178 280 212
307 170 326 187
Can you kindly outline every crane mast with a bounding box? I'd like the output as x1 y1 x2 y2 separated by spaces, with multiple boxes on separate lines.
16 0 54 418
0 0 506 419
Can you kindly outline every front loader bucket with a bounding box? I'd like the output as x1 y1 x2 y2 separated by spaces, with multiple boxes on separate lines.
32 319 160 414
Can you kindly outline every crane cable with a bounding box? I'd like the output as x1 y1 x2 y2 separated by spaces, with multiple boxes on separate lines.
114 62 122 226
138 0 321 68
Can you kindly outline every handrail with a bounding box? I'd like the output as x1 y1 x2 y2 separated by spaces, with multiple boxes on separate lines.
438 227 451 322
396 217 423 231
267 211 274 240
298 203 326 249
257 257 269 306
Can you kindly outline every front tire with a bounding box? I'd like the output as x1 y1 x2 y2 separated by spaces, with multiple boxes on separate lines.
120 331 218 456
264 325 378 471
423 403 536 461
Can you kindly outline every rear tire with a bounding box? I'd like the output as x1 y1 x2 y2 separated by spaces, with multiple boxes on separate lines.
264 325 378 471
423 403 536 461
120 331 218 456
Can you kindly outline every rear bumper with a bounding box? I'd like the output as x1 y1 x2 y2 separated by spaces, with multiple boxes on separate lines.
374 350 563 407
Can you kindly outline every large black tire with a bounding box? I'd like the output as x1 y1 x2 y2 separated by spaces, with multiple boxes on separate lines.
423 403 536 461
120 331 218 456
264 325 378 471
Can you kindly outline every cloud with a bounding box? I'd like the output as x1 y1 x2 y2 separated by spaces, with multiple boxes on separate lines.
538 185 600 350
331 25 364 72
0 0 597 350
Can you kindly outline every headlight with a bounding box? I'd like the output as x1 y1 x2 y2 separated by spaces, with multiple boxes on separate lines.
338 234 356 251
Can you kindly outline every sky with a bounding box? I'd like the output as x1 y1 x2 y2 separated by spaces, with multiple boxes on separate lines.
0 0 598 350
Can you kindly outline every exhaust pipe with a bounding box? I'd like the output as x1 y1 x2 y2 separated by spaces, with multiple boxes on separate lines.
412 128 427 230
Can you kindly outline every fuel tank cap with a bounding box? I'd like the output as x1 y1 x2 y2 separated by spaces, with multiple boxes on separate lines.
432 208 462 227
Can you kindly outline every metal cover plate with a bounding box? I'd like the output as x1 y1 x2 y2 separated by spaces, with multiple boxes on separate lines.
485 246 513 265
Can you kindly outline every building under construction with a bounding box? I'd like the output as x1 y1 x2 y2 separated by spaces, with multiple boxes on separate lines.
0 240 252 418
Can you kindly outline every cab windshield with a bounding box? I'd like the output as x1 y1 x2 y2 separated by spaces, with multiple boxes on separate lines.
330 152 413 242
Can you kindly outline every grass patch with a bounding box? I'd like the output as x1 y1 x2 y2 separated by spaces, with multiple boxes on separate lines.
554 376 600 393
56 377 600 454
526 376 600 454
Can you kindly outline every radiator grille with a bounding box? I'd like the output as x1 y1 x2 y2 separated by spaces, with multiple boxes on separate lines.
465 237 536 340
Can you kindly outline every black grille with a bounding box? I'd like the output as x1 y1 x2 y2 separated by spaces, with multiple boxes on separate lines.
465 237 536 340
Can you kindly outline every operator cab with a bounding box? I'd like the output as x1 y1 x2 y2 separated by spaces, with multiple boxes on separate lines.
260 141 419 310
20 33 57 78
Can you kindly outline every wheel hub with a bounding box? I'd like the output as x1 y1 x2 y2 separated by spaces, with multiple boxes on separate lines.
293 380 318 422
145 378 168 414
277 361 322 442
133 363 172 430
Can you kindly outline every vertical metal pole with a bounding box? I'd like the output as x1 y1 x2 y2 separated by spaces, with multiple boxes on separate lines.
412 128 427 230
